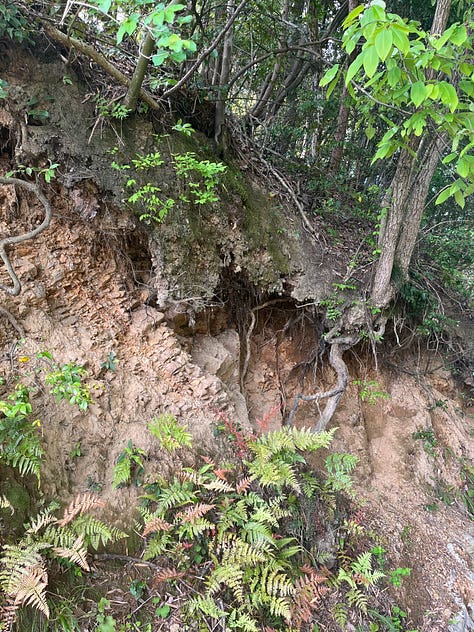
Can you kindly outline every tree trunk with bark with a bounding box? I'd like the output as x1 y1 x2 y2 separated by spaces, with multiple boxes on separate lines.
370 0 452 308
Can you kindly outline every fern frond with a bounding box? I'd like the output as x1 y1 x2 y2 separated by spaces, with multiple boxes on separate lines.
202 479 235 493
152 567 185 587
11 564 49 619
242 519 273 545
186 594 227 619
176 503 215 524
347 586 368 613
228 609 259 632
156 481 197 513
221 539 269 566
293 426 336 450
265 570 296 597
333 601 348 628
177 517 213 539
148 414 192 452
207 563 244 602
235 477 252 494
0 602 18 630
142 517 173 537
52 534 90 571
268 595 291 620
0 543 48 593
112 456 131 488
10 443 43 481
68 514 126 549
290 570 328 626
58 492 105 527
143 532 172 560
26 512 57 535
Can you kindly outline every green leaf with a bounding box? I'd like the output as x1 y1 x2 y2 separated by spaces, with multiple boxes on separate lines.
456 156 473 178
391 25 410 55
326 74 340 99
442 152 457 164
320 64 340 87
410 81 427 108
96 0 112 12
116 13 139 44
454 188 465 208
345 54 364 85
431 23 455 50
375 28 393 62
365 122 376 140
450 24 467 46
387 65 402 87
152 51 169 66
435 185 455 205
363 45 379 78
439 81 459 113
170 51 186 62
459 80 474 98
343 4 364 29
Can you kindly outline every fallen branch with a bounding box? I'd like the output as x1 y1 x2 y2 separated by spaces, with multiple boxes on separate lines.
0 177 52 296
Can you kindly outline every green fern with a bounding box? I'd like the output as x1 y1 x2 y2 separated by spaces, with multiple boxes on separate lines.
112 454 131 488
148 414 192 451
141 422 366 630
333 601 348 628
324 453 358 495
0 385 44 483
186 594 227 619
0 494 126 628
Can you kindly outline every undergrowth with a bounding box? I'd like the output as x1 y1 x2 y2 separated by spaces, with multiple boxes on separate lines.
0 354 414 631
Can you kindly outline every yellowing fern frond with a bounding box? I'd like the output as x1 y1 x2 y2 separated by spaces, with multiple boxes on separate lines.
53 534 90 571
58 492 105 527
11 564 49 619
176 503 215 524
142 517 173 537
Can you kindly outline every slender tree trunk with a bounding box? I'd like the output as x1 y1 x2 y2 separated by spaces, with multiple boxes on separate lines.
370 0 452 307
124 32 156 111
214 0 235 148
328 0 357 176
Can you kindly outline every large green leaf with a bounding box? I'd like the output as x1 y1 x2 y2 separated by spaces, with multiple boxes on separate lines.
375 28 393 62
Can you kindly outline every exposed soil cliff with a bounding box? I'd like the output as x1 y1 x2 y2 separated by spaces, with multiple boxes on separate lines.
0 41 473 631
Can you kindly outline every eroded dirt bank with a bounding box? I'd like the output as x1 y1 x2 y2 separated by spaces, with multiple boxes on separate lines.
0 42 472 632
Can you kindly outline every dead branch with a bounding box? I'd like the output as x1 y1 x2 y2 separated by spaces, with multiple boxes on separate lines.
0 177 52 296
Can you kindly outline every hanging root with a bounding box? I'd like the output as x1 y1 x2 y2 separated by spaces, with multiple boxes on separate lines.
287 333 358 432
0 177 52 296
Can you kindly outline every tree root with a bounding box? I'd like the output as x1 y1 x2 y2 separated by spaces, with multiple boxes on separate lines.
0 177 52 296
0 307 25 338
287 333 359 432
